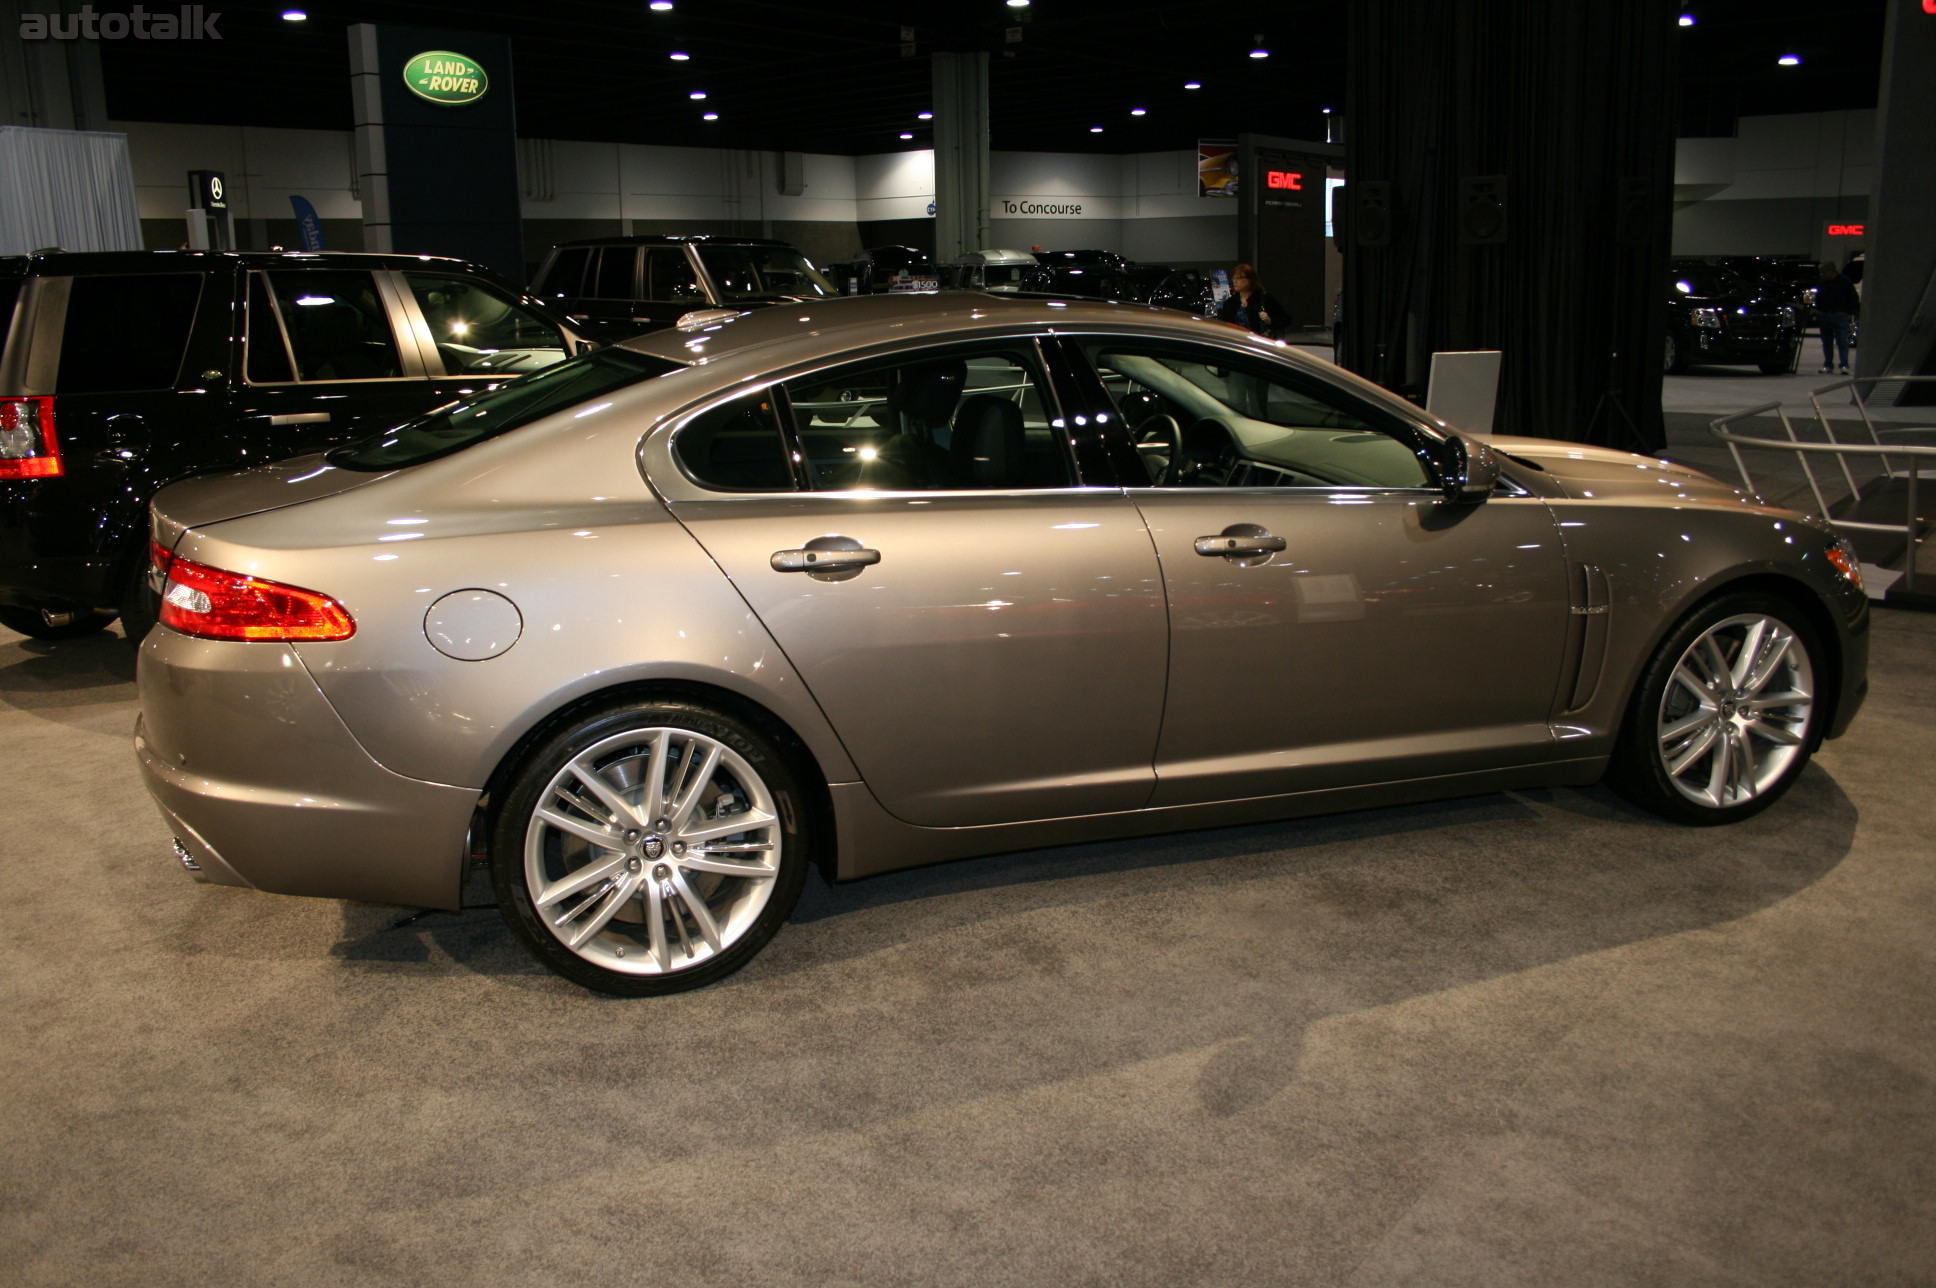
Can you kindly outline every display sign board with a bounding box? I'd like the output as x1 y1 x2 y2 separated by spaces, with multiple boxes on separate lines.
402 50 489 105
1241 138 1335 328
1199 141 1238 197
1827 223 1865 236
188 170 226 211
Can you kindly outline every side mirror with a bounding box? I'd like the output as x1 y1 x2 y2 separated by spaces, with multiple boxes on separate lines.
1441 433 1500 504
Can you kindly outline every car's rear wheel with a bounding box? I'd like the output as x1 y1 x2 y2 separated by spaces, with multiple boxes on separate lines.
1664 333 1687 375
490 699 811 995
1609 593 1822 824
0 604 117 640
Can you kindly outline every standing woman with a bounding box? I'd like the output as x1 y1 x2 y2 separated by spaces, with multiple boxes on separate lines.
1218 263 1289 338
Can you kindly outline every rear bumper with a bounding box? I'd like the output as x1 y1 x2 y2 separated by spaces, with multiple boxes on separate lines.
134 628 481 910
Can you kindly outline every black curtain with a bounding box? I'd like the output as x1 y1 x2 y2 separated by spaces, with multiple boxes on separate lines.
1343 0 1677 452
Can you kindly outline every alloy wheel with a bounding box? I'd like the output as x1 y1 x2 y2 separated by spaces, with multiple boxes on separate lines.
1654 612 1814 809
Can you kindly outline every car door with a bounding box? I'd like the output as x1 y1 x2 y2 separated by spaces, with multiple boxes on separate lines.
1068 337 1574 807
226 267 447 459
644 338 1171 828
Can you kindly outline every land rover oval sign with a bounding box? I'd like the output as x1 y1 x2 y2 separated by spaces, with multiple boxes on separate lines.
403 51 488 106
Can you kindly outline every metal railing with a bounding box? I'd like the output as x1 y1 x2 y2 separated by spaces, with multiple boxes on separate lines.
1708 375 1936 596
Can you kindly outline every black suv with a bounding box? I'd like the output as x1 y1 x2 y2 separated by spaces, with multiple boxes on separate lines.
531 235 837 343
1665 263 1803 375
0 249 583 640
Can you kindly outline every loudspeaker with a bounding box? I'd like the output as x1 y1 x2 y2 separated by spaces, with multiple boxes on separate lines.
1352 180 1394 248
1458 175 1507 244
1614 177 1652 248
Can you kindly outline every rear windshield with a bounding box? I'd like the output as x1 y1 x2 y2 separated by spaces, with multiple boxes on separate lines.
325 347 684 471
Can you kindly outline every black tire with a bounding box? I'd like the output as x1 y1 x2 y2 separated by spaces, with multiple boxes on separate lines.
490 698 812 995
1607 592 1824 825
1758 342 1801 376
1664 333 1687 375
0 604 117 640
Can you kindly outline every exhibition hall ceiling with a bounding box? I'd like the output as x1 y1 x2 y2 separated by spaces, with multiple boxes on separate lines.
95 0 1889 155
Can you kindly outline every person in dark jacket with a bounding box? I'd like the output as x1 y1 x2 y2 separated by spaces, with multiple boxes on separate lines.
1217 263 1288 338
1815 261 1859 375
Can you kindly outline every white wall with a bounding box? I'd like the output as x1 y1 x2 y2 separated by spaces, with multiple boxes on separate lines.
1672 110 1874 259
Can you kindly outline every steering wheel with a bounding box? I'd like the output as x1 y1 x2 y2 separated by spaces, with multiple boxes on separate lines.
1133 413 1181 485
1172 418 1238 487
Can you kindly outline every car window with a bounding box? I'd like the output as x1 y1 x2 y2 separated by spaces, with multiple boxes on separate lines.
696 245 835 301
264 270 404 381
244 271 296 384
404 272 570 377
782 345 1072 491
644 248 704 304
592 247 637 300
325 348 684 471
672 390 798 491
538 247 592 299
56 273 203 393
1086 341 1433 489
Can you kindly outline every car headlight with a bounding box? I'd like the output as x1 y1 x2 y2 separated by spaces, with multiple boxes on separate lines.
1782 306 1801 324
1801 287 1818 306
1691 307 1724 329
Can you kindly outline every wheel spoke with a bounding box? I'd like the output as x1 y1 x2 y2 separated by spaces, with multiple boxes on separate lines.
1740 627 1794 697
678 809 778 844
533 851 627 909
679 853 779 879
567 759 646 831
1729 619 1769 690
562 875 638 949
1703 725 1733 802
1670 662 1715 705
667 743 723 833
638 731 671 827
535 805 626 854
1698 635 1733 689
1728 727 1759 800
668 870 724 952
1753 721 1806 747
642 878 671 971
1667 722 1720 778
1660 707 1713 743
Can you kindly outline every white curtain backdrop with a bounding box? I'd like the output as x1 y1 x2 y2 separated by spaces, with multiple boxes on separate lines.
0 125 143 255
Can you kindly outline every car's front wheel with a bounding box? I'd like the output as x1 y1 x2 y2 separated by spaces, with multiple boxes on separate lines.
1609 593 1823 824
490 698 812 995
1664 333 1688 375
0 604 116 640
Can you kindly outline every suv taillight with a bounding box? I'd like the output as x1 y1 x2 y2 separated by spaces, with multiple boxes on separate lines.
0 396 60 478
159 555 355 642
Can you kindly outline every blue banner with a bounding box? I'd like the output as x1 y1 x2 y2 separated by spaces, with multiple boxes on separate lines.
289 195 325 251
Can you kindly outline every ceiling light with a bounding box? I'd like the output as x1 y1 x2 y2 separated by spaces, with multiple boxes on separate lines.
281 8 305 17
918 111 933 120
1006 0 1030 7
899 132 913 139
649 0 673 8
1130 108 1146 116
669 51 690 61
703 112 718 121
1183 81 1201 90
1778 50 1801 66
689 91 707 99
1249 47 1269 59
1677 12 1695 25
1089 126 1103 133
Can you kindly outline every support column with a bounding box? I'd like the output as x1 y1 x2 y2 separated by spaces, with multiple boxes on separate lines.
931 52 990 262
1863 0 1936 399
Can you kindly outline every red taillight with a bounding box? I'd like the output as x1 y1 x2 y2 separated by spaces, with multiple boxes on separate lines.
0 396 61 479
151 539 173 576
159 555 355 642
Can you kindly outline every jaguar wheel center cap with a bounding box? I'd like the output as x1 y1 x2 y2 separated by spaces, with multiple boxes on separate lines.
641 836 665 861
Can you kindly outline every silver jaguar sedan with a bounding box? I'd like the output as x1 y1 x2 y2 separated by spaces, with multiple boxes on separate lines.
134 292 1870 995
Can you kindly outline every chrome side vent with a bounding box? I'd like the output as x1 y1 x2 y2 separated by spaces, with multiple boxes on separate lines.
171 838 202 872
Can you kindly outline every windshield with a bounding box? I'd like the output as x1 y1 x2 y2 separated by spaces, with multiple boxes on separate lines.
324 348 684 471
696 245 835 301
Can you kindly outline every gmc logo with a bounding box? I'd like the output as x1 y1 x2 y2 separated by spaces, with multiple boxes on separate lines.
1266 170 1303 190
1827 223 1865 236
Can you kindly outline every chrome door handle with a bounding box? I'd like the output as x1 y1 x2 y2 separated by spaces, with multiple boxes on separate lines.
1193 533 1286 556
770 547 881 573
266 412 331 426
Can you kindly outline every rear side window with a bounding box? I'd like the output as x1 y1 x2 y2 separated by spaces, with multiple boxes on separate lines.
592 248 638 300
264 271 403 381
56 273 203 393
644 248 703 303
326 347 683 471
538 247 592 299
673 391 797 491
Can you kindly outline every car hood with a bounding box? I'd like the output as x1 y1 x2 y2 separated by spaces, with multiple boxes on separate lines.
1480 434 1754 505
150 455 389 547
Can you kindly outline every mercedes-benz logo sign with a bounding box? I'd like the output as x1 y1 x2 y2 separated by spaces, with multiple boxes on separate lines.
209 176 224 201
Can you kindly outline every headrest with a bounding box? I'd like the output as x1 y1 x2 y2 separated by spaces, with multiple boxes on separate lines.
951 394 1027 488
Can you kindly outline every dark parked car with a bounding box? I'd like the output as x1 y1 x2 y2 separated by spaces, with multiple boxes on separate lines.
531 235 837 342
0 249 582 641
823 245 937 294
135 292 1868 996
1665 264 1804 375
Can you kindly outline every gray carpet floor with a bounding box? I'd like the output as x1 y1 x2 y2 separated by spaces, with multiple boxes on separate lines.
3 405 1932 1285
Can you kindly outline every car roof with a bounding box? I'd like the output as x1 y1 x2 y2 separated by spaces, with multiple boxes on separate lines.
547 235 794 250
0 249 493 276
613 290 1445 434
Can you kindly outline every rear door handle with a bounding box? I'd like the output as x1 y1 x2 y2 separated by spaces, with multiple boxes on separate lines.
771 547 881 573
1193 533 1287 556
266 412 332 426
